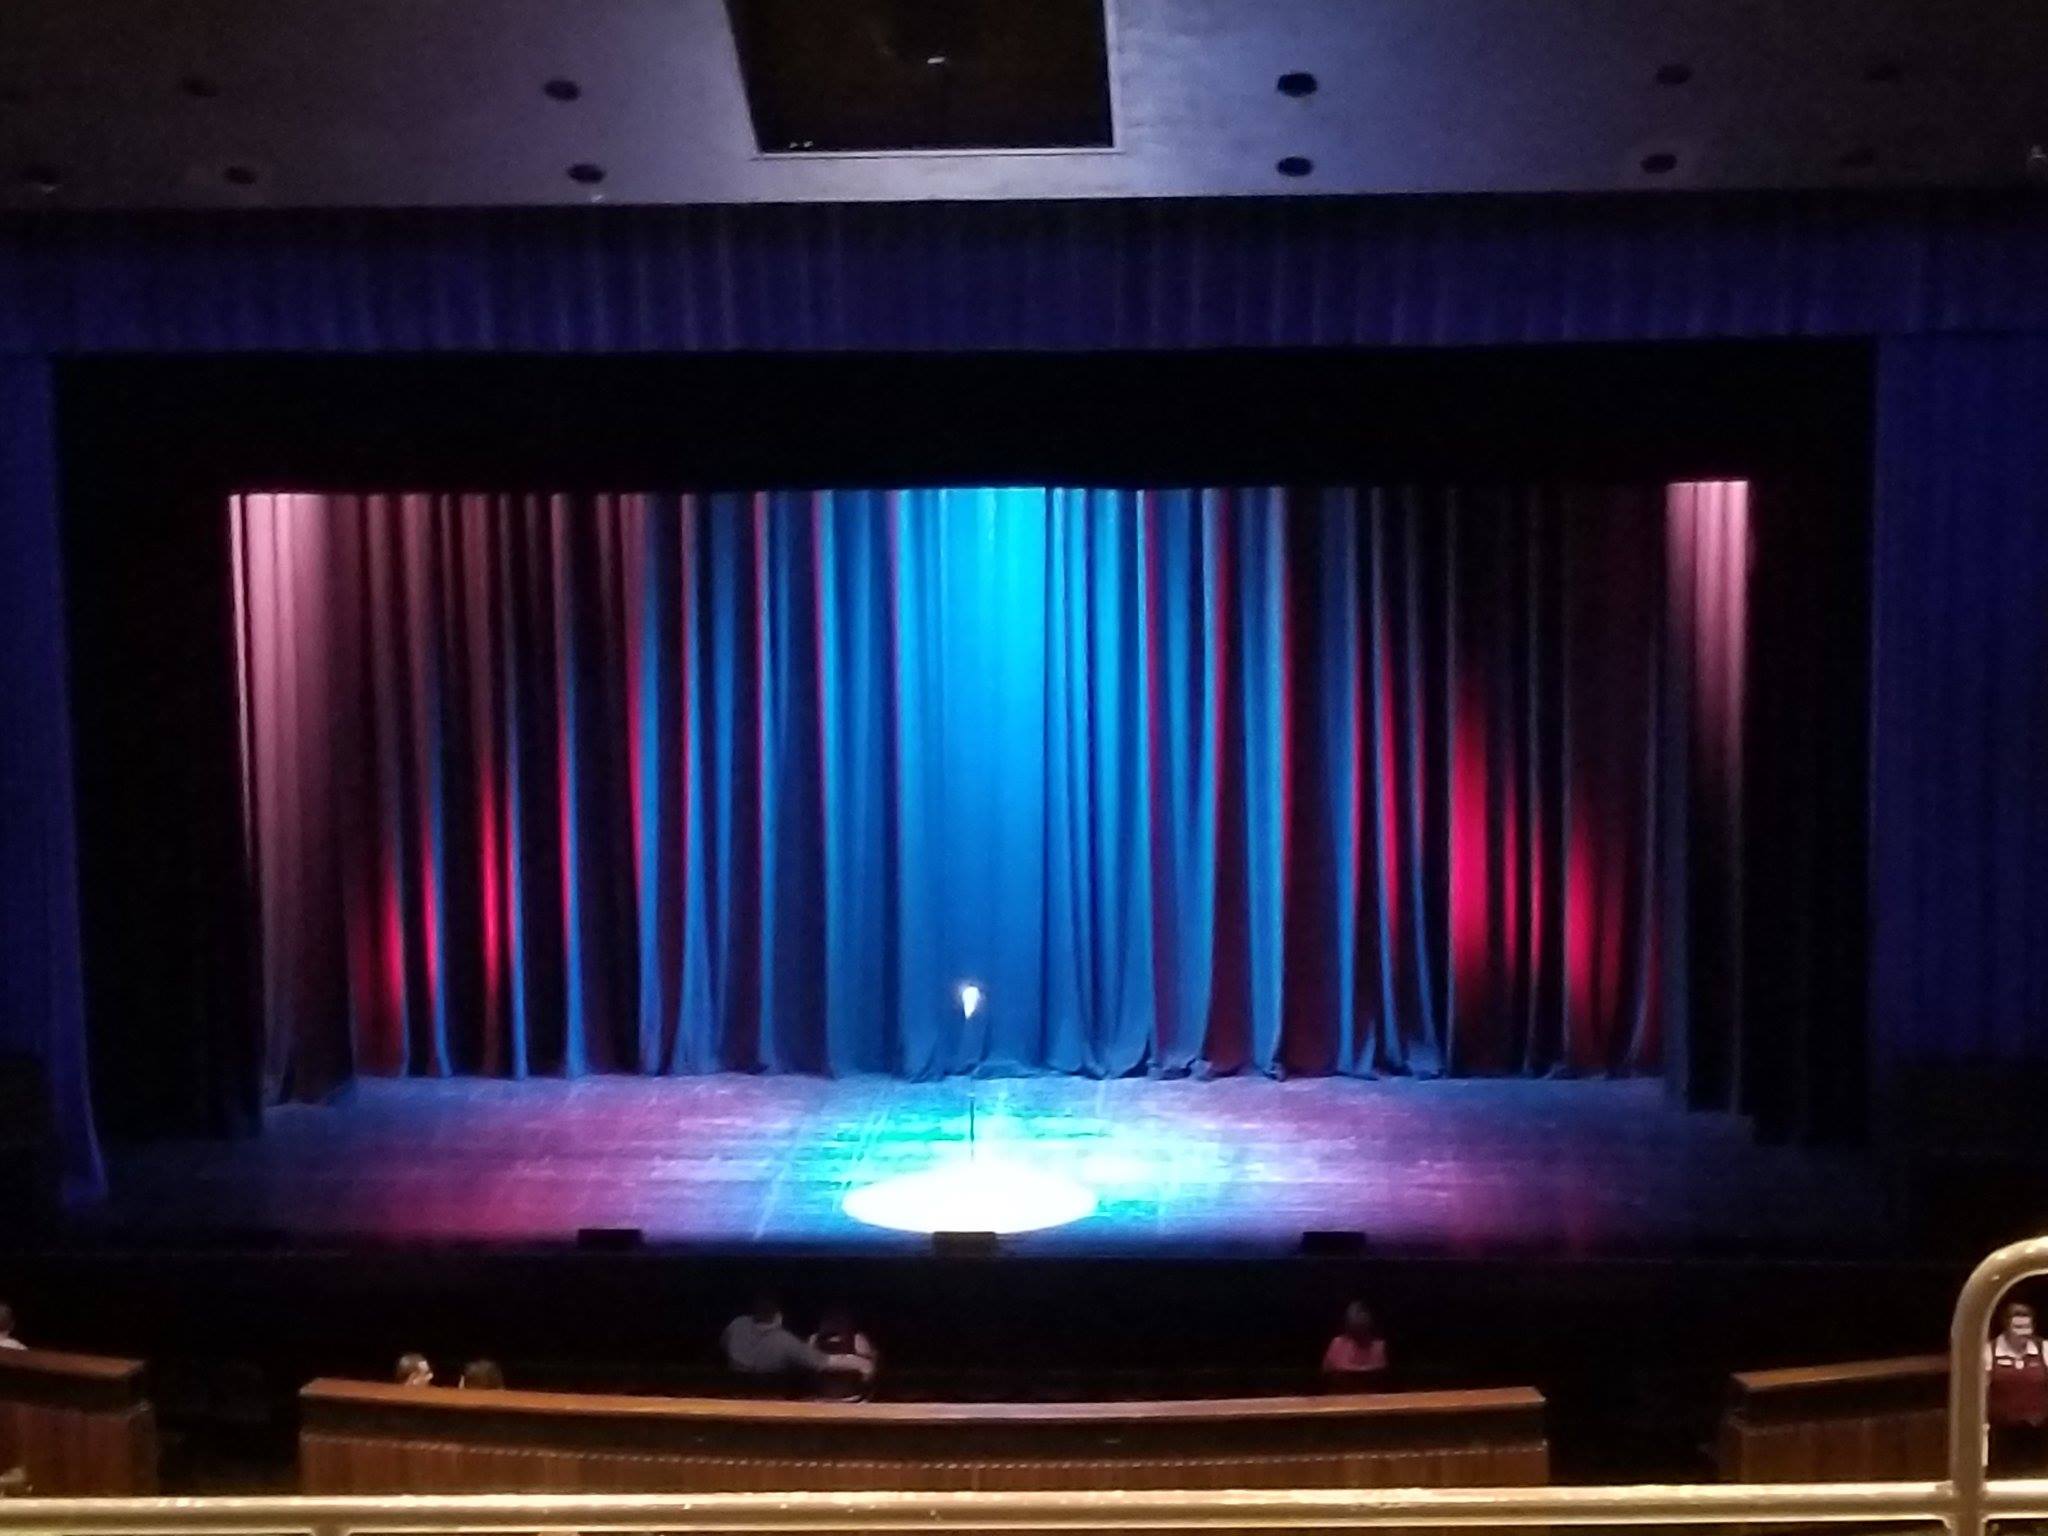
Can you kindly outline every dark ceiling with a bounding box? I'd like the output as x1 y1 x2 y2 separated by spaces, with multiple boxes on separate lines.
1 0 2045 209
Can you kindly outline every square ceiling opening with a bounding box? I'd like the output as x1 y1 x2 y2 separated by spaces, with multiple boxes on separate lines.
726 0 1113 153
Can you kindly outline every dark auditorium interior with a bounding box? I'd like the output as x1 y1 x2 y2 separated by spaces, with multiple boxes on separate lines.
5 0 2048 1516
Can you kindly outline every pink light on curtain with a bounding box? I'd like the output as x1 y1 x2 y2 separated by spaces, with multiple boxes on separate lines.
232 491 355 1087
549 493 576 990
1664 477 1752 1078
1564 824 1597 1054
479 768 503 1013
396 494 446 1058
381 881 407 1029
1449 679 1492 1020
458 494 506 1049
1501 714 1522 998
617 495 647 894
1666 480 1751 774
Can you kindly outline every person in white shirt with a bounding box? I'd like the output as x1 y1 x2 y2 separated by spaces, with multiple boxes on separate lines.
1986 1301 2048 1472
0 1304 22 1496
722 1297 874 1396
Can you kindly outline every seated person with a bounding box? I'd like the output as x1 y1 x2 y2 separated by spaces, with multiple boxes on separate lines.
458 1359 506 1390
1988 1300 2048 1473
808 1307 879 1401
722 1296 874 1395
394 1353 435 1387
1321 1300 1389 1389
0 1306 30 1491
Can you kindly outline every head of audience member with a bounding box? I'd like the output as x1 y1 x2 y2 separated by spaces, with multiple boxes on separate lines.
1342 1300 1380 1344
1999 1302 2037 1349
813 1308 859 1355
394 1352 434 1387
0 1302 18 1346
459 1358 506 1390
723 1293 826 1396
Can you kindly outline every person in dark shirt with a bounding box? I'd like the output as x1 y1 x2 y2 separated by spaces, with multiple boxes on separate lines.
808 1308 879 1401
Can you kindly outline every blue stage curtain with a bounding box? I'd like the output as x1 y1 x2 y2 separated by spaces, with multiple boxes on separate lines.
232 486 1684 1093
0 359 102 1197
1873 336 2048 1141
5 195 2048 354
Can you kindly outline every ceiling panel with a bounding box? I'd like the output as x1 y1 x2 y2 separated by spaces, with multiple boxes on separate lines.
0 0 2043 208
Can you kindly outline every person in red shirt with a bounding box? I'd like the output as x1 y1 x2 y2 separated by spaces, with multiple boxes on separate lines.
1987 1301 2048 1473
1321 1300 1389 1390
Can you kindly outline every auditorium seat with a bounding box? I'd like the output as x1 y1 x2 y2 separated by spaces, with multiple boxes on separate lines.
1717 1355 1946 1482
300 1377 1549 1494
0 1345 159 1494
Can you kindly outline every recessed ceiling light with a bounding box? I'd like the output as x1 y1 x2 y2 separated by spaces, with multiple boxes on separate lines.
21 164 60 193
1276 155 1314 177
567 162 606 184
543 78 581 101
1276 72 1318 98
1640 151 1678 174
180 74 221 98
1654 62 1693 86
223 164 258 186
1864 58 1903 84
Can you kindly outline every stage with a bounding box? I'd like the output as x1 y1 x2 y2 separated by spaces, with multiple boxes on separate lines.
86 1076 1895 1258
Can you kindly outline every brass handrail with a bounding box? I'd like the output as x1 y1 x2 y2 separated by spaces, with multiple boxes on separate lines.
0 1482 1983 1535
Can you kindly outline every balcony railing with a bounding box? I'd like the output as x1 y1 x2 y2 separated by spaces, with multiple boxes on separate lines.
5 1236 2048 1536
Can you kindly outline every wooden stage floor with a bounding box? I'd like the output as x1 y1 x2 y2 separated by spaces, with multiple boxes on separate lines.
88 1076 1898 1258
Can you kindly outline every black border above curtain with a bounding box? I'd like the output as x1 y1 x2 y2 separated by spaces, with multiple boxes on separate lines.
55 343 1871 1144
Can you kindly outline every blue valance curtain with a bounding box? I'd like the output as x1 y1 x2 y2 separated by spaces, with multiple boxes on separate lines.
8 195 2048 352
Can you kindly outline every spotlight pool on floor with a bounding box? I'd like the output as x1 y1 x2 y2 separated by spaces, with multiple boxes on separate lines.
841 1157 1099 1235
